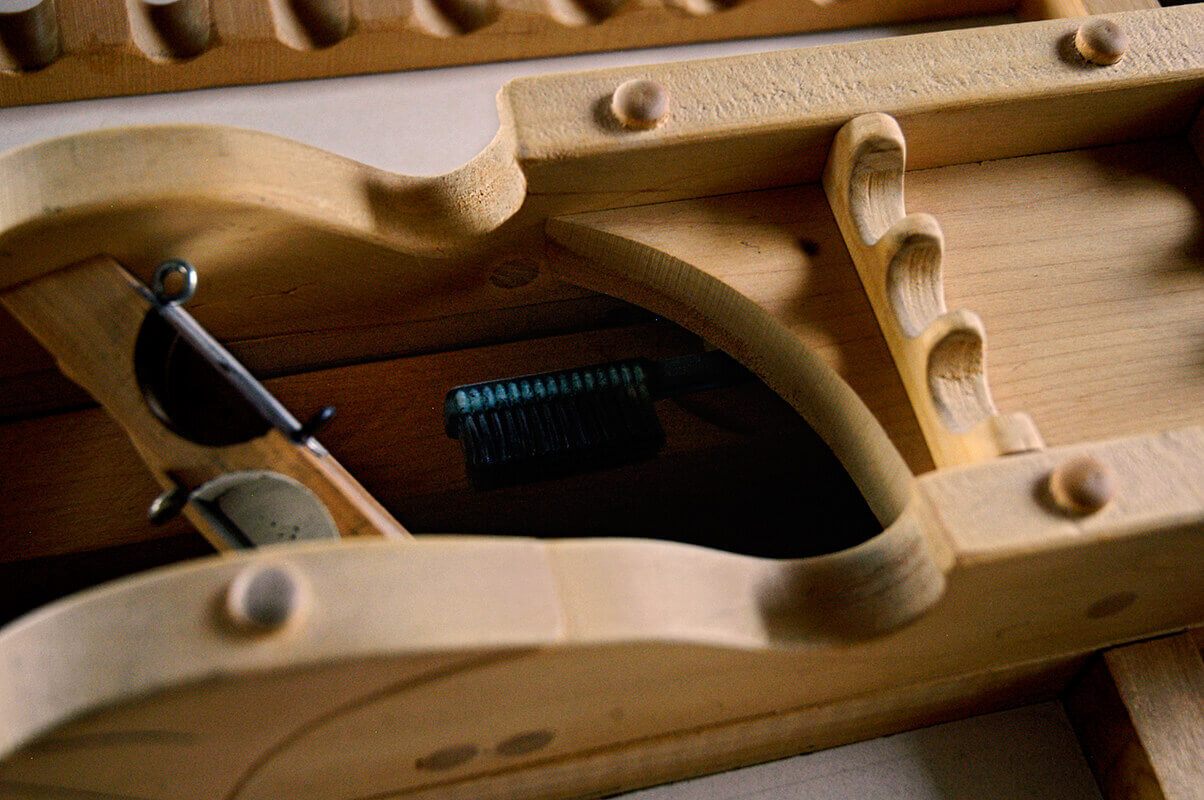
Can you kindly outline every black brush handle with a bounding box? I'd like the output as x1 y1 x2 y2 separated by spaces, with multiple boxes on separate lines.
443 352 751 488
646 351 752 399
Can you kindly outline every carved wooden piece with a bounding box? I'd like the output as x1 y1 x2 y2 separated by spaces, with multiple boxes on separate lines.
0 0 1020 108
822 113 1045 467
0 9 1200 799
0 425 1202 798
0 257 410 549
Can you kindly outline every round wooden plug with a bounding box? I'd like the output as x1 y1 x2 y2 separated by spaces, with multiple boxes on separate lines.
224 563 309 632
1048 455 1115 515
1074 19 1128 66
611 79 670 130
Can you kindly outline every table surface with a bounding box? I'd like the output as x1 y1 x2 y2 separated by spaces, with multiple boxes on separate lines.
1 14 1105 800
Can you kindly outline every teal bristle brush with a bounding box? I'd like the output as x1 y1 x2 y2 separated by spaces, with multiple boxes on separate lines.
444 352 752 488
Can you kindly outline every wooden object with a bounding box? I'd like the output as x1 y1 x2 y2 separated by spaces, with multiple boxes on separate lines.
821 112 1044 467
0 0 1167 109
0 7 1201 799
0 257 410 549
0 0 60 71
1065 631 1204 800
1075 17 1129 64
1 427 1203 798
0 0 1021 108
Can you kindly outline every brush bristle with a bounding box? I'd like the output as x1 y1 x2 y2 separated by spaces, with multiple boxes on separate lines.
445 361 665 488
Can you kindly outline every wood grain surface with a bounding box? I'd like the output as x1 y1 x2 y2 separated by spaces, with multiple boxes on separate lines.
907 138 1204 451
1066 632 1204 800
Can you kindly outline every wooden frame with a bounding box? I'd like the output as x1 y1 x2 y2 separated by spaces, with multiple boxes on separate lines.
0 0 1156 108
0 6 1201 799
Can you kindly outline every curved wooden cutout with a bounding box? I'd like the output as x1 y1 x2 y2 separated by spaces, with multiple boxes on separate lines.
824 112 1045 467
0 124 526 292
884 212 942 337
413 0 500 36
0 0 59 71
270 0 351 50
545 0 622 26
546 211 914 528
127 0 212 61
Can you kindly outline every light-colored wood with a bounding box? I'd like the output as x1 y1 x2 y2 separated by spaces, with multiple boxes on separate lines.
0 0 1017 108
822 112 1044 468
0 642 1087 800
0 8 1198 423
1 423 1202 797
0 12 1201 798
905 139 1204 452
0 256 410 549
1066 632 1204 800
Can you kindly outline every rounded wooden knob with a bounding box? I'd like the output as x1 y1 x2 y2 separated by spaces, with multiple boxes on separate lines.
1048 455 1114 515
1075 19 1127 66
224 563 308 632
611 79 670 130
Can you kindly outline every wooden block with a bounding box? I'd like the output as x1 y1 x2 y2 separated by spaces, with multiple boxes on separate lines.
0 0 1020 107
1065 632 1204 800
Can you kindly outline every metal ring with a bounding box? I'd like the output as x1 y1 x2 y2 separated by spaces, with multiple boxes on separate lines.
152 259 198 306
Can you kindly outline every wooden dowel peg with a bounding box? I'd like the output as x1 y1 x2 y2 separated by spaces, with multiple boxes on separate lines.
1075 18 1128 66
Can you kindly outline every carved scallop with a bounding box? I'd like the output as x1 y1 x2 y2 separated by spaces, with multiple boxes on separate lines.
127 0 212 61
270 0 351 50
923 311 993 435
823 112 1043 466
0 0 60 71
546 0 622 27
412 0 498 37
882 213 944 337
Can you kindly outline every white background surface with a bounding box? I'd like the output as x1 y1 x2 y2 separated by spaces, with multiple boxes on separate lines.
1 15 1104 799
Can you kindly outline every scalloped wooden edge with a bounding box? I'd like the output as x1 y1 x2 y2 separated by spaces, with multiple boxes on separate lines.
0 0 1014 107
823 112 1046 468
